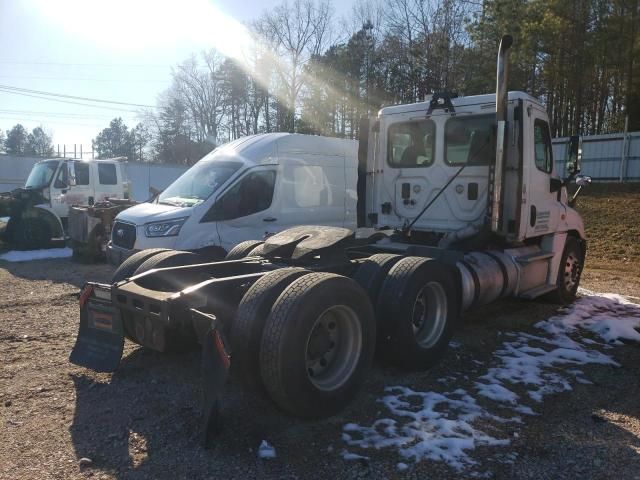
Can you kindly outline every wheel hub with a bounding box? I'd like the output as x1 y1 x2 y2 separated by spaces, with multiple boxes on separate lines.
411 281 448 349
305 305 362 391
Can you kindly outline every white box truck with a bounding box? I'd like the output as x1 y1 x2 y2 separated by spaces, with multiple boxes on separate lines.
107 133 358 264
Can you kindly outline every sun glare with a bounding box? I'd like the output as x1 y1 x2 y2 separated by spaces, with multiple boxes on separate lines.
31 0 254 60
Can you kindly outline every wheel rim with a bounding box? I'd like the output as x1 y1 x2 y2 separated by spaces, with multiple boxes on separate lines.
305 305 362 392
411 281 448 348
564 251 581 291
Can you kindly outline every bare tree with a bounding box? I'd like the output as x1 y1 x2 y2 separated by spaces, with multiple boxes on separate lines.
254 0 333 132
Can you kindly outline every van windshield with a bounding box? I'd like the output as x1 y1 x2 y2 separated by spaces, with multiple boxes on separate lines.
25 160 60 189
158 160 242 207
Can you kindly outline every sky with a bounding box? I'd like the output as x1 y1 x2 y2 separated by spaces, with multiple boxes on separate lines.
0 0 354 155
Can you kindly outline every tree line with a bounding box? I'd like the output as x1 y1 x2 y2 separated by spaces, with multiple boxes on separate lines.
0 124 54 157
80 0 640 163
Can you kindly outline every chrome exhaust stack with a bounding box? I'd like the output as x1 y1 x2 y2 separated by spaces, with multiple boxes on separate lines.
490 34 513 234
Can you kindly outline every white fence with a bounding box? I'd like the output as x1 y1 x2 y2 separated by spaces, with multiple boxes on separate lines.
0 155 188 201
552 131 640 181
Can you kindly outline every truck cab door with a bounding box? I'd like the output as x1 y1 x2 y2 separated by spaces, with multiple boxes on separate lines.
61 161 94 211
94 162 121 202
201 166 279 252
50 161 69 218
523 106 564 238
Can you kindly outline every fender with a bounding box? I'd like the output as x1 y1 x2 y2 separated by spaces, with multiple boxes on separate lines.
32 204 65 238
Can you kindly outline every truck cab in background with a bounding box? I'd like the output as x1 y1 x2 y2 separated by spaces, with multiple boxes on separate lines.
0 157 129 249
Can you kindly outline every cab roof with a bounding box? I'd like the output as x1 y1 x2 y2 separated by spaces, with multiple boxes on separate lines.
378 91 543 117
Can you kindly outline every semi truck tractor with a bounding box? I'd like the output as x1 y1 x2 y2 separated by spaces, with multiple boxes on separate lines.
70 35 591 442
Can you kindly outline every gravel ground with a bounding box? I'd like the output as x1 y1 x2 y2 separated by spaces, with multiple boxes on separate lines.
1 258 639 480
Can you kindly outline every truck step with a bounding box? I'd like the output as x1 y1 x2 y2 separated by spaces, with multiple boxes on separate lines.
515 251 554 264
518 284 557 300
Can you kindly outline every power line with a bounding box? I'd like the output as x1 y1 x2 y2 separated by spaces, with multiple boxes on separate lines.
0 61 171 68
0 88 147 113
0 74 168 83
0 84 157 108
0 108 134 118
0 116 114 128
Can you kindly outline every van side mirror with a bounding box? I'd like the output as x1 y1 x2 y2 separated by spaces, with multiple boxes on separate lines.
566 135 581 176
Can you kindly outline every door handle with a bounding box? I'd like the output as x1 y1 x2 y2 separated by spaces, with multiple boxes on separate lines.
263 217 277 222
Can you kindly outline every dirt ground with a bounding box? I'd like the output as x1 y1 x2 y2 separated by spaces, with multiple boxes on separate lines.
1 188 640 480
2 257 639 480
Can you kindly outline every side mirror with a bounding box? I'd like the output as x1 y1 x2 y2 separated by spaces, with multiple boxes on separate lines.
566 135 582 176
67 162 77 186
575 174 592 187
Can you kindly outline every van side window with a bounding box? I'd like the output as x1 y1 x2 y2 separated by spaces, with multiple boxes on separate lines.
292 166 330 207
98 163 117 185
204 170 276 222
534 119 553 173
74 162 90 185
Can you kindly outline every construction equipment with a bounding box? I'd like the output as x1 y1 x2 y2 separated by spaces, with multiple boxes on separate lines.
70 35 591 444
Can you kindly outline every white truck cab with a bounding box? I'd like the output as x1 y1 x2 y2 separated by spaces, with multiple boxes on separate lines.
107 133 358 264
368 91 585 244
1 157 129 249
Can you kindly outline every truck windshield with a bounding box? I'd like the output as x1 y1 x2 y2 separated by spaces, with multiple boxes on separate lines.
158 160 242 207
24 160 59 189
445 114 495 165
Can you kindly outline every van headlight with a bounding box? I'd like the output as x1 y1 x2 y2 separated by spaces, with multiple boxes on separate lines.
144 217 188 237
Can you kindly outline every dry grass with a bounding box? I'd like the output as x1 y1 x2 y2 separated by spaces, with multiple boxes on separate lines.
574 183 640 276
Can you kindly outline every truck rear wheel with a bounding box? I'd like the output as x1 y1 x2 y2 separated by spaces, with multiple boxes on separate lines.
111 248 171 283
376 257 459 370
259 273 375 418
353 253 403 303
232 267 312 394
225 240 265 260
549 236 584 305
133 250 203 291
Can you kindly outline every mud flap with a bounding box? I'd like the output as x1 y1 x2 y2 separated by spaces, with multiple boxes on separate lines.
69 284 124 373
193 309 230 448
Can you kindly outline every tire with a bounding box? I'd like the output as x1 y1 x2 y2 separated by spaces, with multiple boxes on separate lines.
111 248 171 283
225 240 265 260
260 273 375 418
12 218 52 250
376 256 460 370
133 250 203 290
246 244 265 257
126 250 202 351
353 254 403 304
232 267 312 394
548 236 584 304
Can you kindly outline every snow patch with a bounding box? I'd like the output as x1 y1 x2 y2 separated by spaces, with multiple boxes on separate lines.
0 247 72 262
342 291 639 473
258 440 276 459
537 289 640 344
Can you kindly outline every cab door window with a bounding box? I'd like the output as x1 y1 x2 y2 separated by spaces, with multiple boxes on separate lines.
534 119 553 173
203 169 276 222
54 163 68 188
74 162 90 185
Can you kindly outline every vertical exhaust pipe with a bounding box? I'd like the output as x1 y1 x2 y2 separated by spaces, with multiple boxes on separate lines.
491 34 513 234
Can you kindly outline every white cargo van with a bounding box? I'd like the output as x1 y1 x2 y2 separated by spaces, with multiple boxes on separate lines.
107 133 358 264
